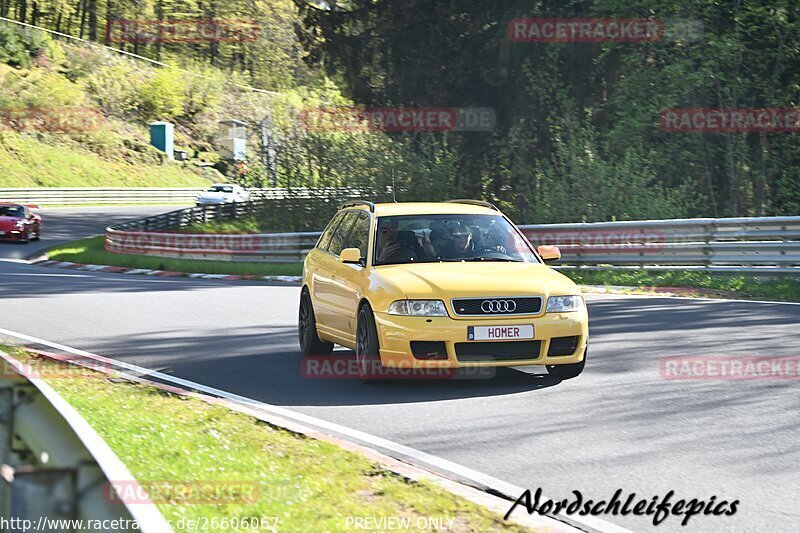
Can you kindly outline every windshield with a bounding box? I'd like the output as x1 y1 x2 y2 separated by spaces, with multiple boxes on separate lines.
208 186 234 193
0 206 24 218
373 214 537 266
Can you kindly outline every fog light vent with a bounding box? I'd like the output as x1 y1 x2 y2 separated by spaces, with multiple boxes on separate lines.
411 341 448 360
547 336 579 357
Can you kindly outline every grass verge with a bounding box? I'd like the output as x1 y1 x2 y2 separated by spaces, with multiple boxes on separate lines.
2 348 526 532
46 236 303 277
563 269 800 302
184 220 269 234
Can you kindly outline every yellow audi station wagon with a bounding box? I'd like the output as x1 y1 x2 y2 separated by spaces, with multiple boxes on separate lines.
299 200 588 382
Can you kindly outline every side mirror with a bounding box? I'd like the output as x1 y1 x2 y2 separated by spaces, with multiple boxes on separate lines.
537 245 561 262
339 247 363 265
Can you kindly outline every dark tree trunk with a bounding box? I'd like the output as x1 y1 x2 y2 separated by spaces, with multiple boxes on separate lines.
88 0 97 40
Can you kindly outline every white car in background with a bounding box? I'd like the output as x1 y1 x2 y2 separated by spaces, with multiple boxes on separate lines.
196 184 250 207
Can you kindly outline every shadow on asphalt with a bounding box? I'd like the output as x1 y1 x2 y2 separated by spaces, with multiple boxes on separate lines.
0 261 292 297
153 350 563 406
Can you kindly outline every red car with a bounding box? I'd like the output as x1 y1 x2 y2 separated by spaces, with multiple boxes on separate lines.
0 204 42 243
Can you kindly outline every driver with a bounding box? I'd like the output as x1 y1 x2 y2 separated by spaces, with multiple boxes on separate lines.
448 223 474 257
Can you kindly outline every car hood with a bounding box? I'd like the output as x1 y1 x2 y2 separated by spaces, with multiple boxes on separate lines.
0 216 24 229
374 261 579 299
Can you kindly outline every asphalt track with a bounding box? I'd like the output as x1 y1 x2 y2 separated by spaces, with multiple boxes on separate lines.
0 207 798 532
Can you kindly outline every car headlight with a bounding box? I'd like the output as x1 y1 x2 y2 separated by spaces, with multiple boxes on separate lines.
546 295 585 313
14 220 26 228
388 300 448 317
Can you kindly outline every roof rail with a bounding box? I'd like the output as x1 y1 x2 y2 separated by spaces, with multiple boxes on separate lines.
446 199 499 211
341 200 375 212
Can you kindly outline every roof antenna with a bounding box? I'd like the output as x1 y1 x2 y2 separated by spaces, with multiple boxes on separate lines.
391 169 398 202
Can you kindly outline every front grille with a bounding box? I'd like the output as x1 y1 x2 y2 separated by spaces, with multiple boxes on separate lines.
451 297 542 316
547 336 579 357
455 341 541 362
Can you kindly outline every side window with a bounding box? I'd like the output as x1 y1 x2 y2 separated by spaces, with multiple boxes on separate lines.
317 211 345 250
327 211 358 256
345 211 371 260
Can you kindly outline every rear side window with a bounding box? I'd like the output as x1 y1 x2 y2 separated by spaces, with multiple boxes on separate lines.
317 211 346 250
327 211 359 255
345 211 371 260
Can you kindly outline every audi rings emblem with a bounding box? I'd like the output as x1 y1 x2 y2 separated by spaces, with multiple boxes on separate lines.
481 299 517 313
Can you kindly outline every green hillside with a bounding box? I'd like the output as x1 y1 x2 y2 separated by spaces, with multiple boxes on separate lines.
0 131 213 187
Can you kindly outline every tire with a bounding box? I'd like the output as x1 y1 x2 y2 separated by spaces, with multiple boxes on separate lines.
32 225 41 241
20 227 30 244
547 348 586 381
355 304 383 384
298 289 334 356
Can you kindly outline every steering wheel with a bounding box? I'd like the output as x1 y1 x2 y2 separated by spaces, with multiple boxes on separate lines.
474 245 508 255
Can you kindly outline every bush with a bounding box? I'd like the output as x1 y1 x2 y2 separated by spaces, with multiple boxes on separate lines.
180 62 224 118
87 59 146 115
0 68 85 108
137 67 186 121
0 25 51 68
535 123 691 223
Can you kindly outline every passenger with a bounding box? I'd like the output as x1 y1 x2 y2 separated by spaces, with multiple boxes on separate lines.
377 220 426 263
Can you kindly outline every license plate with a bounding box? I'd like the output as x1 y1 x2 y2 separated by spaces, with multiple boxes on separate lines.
468 325 534 341
0 231 5 236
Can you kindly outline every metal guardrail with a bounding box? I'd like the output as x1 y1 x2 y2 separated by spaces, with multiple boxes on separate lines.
0 188 202 205
518 217 800 272
0 350 169 532
105 202 322 262
0 187 368 205
104 207 800 272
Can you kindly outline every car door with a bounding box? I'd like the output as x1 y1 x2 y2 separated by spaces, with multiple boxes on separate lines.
323 210 372 342
311 211 359 339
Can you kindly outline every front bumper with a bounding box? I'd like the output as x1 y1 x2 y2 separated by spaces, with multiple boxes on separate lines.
0 229 26 241
373 310 588 368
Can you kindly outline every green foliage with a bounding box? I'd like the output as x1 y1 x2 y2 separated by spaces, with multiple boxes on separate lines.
535 123 691 222
0 25 51 68
86 59 146 115
179 62 225 118
0 66 86 108
137 67 186 121
1 1 797 220
296 0 800 219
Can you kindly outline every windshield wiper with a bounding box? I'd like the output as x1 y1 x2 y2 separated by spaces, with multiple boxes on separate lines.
461 257 523 262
